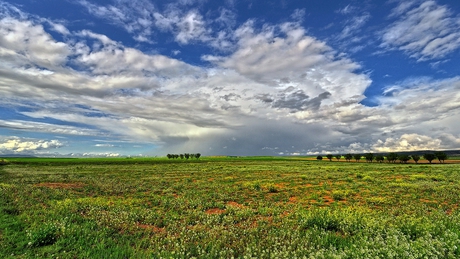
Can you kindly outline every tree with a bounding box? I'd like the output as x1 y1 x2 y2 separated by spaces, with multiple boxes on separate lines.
434 151 447 163
344 153 353 162
184 153 190 159
335 154 341 161
412 154 420 164
423 153 436 164
167 154 172 159
364 153 374 163
375 155 385 163
387 152 398 163
316 155 323 161
398 154 411 164
195 153 201 159
326 154 333 161
353 154 362 162
180 154 184 159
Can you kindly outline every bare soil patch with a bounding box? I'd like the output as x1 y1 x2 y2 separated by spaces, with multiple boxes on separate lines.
227 201 245 208
136 223 166 233
34 182 85 189
205 208 226 215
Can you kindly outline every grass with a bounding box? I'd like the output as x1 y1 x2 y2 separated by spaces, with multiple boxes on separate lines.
1 157 460 258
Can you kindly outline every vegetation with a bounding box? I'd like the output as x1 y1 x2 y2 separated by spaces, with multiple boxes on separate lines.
412 154 421 163
344 153 353 162
364 153 374 163
1 156 460 258
387 152 398 163
398 154 411 164
375 155 385 163
0 159 9 166
167 153 201 160
353 154 362 162
424 153 436 164
435 151 447 163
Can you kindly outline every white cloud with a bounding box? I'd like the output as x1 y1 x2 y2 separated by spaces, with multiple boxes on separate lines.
94 144 115 147
373 133 442 152
175 10 210 44
206 21 371 111
0 137 64 153
0 17 70 69
0 119 104 136
77 0 155 43
337 13 371 40
47 21 70 35
81 152 120 157
337 5 358 15
1 4 460 156
380 0 460 60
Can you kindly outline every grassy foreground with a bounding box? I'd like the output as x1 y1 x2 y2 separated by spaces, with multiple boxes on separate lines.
1 157 460 258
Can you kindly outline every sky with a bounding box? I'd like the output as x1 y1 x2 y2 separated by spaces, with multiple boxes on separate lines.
1 0 460 157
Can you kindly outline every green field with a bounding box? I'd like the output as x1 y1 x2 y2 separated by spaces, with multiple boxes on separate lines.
1 157 460 258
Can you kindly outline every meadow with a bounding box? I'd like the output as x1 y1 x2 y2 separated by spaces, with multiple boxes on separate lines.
1 157 460 258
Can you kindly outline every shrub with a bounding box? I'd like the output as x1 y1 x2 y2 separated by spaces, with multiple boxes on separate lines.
27 223 59 247
0 159 9 166
332 190 350 201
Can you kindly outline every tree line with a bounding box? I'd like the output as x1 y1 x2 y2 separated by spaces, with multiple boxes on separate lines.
317 151 448 164
167 153 201 159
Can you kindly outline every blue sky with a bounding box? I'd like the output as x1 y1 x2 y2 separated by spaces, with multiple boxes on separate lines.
1 0 460 157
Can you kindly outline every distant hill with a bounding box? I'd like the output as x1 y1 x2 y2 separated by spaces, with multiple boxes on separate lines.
319 150 460 157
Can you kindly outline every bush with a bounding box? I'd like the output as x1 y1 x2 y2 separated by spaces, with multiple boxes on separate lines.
0 159 9 166
27 223 59 247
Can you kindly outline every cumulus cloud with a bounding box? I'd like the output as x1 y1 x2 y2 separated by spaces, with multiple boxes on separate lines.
380 0 460 60
0 137 64 153
372 133 442 152
205 21 371 110
0 17 70 69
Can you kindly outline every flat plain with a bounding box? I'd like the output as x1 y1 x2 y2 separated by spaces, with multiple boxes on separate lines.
1 157 460 258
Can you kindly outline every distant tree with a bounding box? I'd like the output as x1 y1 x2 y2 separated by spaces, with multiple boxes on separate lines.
387 152 398 163
375 155 385 163
316 155 323 161
412 154 421 164
364 153 374 163
423 153 436 164
184 153 190 159
344 153 353 162
335 154 341 161
434 151 447 163
195 153 201 159
167 154 172 159
326 154 333 161
174 154 179 159
180 154 184 159
353 154 362 162
398 154 411 164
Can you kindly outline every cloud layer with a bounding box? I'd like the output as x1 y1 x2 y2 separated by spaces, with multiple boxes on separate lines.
1 0 460 156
